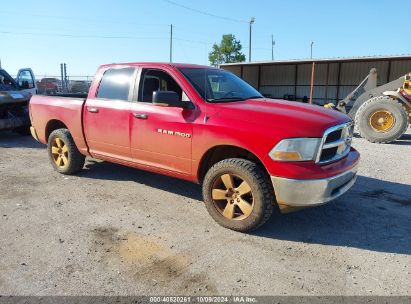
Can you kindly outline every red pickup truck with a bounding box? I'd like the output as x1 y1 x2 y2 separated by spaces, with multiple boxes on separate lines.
29 63 360 232
36 78 61 95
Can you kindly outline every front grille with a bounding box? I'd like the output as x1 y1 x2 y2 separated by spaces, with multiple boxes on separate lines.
316 123 353 164
320 147 339 162
325 129 342 143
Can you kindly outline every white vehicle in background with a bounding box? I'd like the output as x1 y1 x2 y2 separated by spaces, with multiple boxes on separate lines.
0 68 37 134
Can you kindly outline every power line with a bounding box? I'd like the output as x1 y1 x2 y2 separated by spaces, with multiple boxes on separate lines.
0 29 273 61
174 37 213 45
161 0 248 23
175 37 190 63
0 23 216 46
0 23 169 37
0 10 169 27
0 30 167 40
0 30 216 46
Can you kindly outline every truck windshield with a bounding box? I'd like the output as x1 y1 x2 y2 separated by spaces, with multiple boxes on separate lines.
178 68 263 103
0 70 18 91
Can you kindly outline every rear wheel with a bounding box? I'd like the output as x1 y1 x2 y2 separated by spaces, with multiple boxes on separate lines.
355 96 409 143
202 158 274 232
47 129 85 175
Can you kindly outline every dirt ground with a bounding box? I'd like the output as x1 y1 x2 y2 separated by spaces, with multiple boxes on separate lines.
0 130 410 296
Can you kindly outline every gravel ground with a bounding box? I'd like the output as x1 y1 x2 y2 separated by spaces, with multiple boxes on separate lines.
0 130 410 296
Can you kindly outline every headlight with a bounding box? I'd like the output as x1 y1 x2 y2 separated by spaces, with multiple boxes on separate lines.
269 138 321 162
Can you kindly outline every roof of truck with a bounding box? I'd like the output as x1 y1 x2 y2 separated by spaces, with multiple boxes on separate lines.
99 62 215 69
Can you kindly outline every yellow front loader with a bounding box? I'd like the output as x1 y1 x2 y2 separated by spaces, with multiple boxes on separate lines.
325 69 411 144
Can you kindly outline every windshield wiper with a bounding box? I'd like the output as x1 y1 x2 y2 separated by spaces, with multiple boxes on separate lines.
207 95 264 102
207 97 246 102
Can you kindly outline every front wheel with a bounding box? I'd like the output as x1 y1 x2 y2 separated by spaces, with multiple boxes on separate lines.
47 128 85 175
202 158 275 232
355 96 409 144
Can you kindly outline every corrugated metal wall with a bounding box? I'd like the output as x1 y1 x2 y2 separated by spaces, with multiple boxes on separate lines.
242 66 259 89
337 61 389 100
223 58 411 105
390 60 411 80
260 65 295 98
227 66 242 77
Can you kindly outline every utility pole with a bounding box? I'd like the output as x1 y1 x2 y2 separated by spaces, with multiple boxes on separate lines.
310 41 314 59
170 24 173 63
60 64 64 91
248 17 255 62
271 35 275 61
63 63 67 93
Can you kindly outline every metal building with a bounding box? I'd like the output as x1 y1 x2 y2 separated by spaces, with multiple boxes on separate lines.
220 55 411 105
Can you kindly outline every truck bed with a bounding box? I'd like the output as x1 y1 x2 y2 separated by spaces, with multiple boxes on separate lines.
29 95 89 154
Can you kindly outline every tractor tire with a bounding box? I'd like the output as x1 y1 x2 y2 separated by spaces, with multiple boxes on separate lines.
202 158 274 232
355 96 409 144
47 128 85 175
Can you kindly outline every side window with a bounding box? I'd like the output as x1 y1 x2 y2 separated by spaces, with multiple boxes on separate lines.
139 69 183 103
97 68 135 101
18 70 35 89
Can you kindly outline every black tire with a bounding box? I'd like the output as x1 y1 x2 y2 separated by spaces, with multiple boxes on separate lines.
47 128 85 175
202 158 274 232
355 96 409 144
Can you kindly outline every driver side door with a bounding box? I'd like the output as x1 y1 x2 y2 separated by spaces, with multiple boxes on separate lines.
130 68 194 176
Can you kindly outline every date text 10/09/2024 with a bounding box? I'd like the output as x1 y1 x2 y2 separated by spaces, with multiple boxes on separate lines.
149 296 258 303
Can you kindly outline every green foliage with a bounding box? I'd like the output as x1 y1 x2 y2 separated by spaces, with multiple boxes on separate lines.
208 34 246 66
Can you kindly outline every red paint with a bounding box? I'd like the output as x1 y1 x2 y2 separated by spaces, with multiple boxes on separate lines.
29 62 360 183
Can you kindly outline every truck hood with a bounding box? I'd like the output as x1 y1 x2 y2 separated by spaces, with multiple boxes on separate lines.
213 98 351 138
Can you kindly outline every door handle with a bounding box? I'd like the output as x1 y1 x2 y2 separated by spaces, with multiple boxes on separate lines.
133 113 148 120
88 107 99 113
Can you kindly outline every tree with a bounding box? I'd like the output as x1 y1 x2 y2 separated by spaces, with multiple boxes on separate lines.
208 34 246 67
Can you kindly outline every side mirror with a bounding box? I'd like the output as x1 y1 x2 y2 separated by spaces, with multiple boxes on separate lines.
182 100 195 110
153 91 181 107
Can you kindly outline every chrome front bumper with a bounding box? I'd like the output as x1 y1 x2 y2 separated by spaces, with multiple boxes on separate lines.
271 164 358 211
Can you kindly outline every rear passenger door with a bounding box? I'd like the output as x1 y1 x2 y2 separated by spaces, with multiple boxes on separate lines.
84 67 137 162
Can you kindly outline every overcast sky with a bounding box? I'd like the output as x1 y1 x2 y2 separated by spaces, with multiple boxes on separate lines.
1 0 409 77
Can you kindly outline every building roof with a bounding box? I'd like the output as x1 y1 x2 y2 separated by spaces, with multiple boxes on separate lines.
220 54 411 67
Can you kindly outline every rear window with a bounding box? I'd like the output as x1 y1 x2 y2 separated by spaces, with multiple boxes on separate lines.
97 68 135 101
